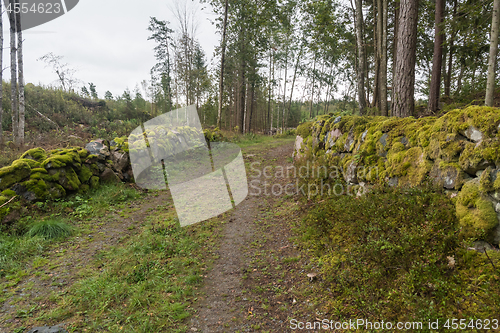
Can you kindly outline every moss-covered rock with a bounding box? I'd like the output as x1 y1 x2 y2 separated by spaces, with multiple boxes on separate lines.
42 148 82 169
0 159 32 191
20 148 47 161
21 179 50 201
78 165 93 184
1 189 16 198
90 176 100 189
456 179 498 240
429 161 466 190
296 121 313 138
48 167 81 191
458 141 497 175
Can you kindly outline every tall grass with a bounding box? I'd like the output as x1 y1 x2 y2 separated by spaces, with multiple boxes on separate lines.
26 219 73 240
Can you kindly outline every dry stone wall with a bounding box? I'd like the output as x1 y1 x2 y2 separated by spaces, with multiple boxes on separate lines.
294 106 500 244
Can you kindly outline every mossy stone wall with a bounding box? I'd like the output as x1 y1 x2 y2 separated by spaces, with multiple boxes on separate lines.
0 126 221 225
294 106 500 244
0 137 133 225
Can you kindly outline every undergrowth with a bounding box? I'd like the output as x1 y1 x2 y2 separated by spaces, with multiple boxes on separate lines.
296 185 500 327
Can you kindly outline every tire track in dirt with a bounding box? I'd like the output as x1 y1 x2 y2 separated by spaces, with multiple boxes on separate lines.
190 142 297 332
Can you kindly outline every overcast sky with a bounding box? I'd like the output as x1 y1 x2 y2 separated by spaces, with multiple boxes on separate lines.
8 0 219 98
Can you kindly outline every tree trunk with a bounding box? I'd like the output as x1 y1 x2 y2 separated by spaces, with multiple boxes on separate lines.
287 47 302 121
456 58 464 95
9 0 17 145
309 55 317 119
355 0 367 114
379 0 388 115
16 3 24 147
267 49 272 133
372 0 380 109
316 60 326 116
282 42 288 131
445 0 458 97
248 79 255 132
217 0 229 129
325 66 335 113
392 1 400 110
0 4 3 147
428 0 445 112
486 0 500 106
392 0 419 117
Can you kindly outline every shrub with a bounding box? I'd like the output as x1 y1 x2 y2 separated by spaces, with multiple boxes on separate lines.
298 185 463 321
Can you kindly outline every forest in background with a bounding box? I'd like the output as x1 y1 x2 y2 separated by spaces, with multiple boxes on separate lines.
0 0 499 147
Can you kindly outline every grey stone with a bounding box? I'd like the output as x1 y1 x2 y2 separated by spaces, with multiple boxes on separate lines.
344 131 355 152
463 126 484 142
492 190 500 202
85 139 110 160
379 133 388 147
429 163 464 190
471 240 496 252
334 116 342 124
294 136 304 159
361 130 368 142
387 177 398 187
401 136 409 146
100 168 121 184
27 326 68 333
11 184 37 202
111 150 130 172
345 162 358 184
493 224 500 245
329 129 342 149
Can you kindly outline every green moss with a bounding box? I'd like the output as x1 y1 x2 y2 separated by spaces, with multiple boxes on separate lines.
31 168 48 174
0 160 32 190
22 179 50 200
90 176 100 189
79 184 90 193
47 182 66 199
42 149 82 169
1 189 16 198
459 141 499 174
456 180 498 240
20 148 47 161
494 171 500 191
479 167 493 192
62 168 81 191
296 121 313 138
78 165 93 184
391 142 405 153
78 149 89 159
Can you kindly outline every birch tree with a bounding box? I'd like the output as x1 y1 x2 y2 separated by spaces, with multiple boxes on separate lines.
486 0 500 106
9 0 18 145
17 1 25 146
